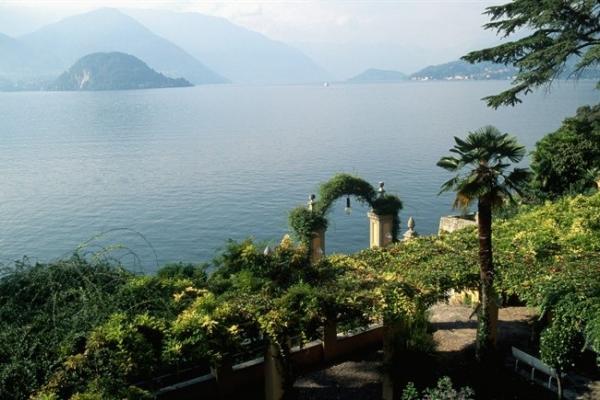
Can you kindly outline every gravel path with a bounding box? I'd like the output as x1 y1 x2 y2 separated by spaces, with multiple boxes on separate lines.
295 351 383 399
295 304 559 400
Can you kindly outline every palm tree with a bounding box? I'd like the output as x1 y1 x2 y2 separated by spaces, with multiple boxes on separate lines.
585 167 600 190
437 126 531 361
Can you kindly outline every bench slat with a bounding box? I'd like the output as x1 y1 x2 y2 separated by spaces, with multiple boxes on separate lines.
511 346 558 378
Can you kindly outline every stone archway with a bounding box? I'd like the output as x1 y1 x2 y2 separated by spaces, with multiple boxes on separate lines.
288 173 403 263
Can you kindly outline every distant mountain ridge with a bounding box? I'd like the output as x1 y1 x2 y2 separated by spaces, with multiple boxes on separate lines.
410 60 516 81
51 52 192 91
410 59 600 81
0 33 25 79
18 8 227 85
127 9 332 84
2 7 597 90
0 32 57 81
346 68 408 83
0 7 332 88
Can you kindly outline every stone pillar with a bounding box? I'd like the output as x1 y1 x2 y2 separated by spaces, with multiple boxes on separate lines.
210 358 234 398
368 212 394 249
264 340 284 400
382 319 406 400
323 317 337 362
310 228 325 264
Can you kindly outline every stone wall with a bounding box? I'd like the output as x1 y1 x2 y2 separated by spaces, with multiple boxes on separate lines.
438 214 477 234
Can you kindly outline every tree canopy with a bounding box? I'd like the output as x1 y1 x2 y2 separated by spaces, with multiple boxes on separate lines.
463 0 600 108
437 126 531 209
531 104 600 196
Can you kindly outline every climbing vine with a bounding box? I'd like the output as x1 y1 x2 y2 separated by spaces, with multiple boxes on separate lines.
372 194 404 240
288 173 403 244
288 207 328 245
316 174 376 214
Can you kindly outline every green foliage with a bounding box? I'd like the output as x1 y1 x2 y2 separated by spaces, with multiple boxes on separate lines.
0 256 210 400
492 194 600 302
585 312 600 365
3 191 600 398
533 264 600 370
258 282 324 348
373 232 480 294
209 237 310 292
437 126 531 209
38 313 164 399
202 237 352 396
531 104 600 196
156 262 208 285
288 206 328 244
372 194 404 239
540 316 585 372
289 173 402 243
403 308 436 353
401 376 475 400
355 192 600 371
0 257 132 400
463 0 600 108
328 231 479 329
316 173 376 215
166 290 252 365
490 193 600 369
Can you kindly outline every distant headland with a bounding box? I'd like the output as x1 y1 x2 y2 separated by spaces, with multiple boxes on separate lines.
50 52 192 91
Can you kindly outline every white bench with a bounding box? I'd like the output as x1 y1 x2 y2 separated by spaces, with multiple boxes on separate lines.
512 346 561 390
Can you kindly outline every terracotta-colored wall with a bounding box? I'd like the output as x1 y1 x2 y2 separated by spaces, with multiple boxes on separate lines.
156 325 385 399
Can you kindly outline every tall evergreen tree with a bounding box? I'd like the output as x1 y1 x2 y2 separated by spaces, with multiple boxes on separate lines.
463 0 600 108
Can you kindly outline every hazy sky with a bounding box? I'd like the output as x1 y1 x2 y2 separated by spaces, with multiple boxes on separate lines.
0 0 507 76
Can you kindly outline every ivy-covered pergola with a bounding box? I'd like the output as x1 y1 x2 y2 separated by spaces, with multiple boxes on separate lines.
288 173 403 257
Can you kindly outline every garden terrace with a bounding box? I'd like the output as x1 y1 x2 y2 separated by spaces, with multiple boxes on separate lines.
0 192 598 399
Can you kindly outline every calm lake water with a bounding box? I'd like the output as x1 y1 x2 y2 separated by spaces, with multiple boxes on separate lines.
0 81 597 271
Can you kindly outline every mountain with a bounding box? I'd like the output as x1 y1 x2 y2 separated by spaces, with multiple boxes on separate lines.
0 32 53 81
346 68 408 83
126 9 332 85
410 58 600 81
51 52 192 91
18 8 227 85
0 33 26 78
410 60 516 81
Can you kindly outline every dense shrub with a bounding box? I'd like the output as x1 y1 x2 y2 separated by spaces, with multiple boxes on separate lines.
155 262 208 285
0 257 209 400
0 257 132 400
401 376 475 400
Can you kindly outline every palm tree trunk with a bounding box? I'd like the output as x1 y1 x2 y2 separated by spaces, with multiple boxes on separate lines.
476 195 498 362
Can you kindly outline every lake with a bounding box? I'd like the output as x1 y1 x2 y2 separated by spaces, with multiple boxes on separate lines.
0 81 597 272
